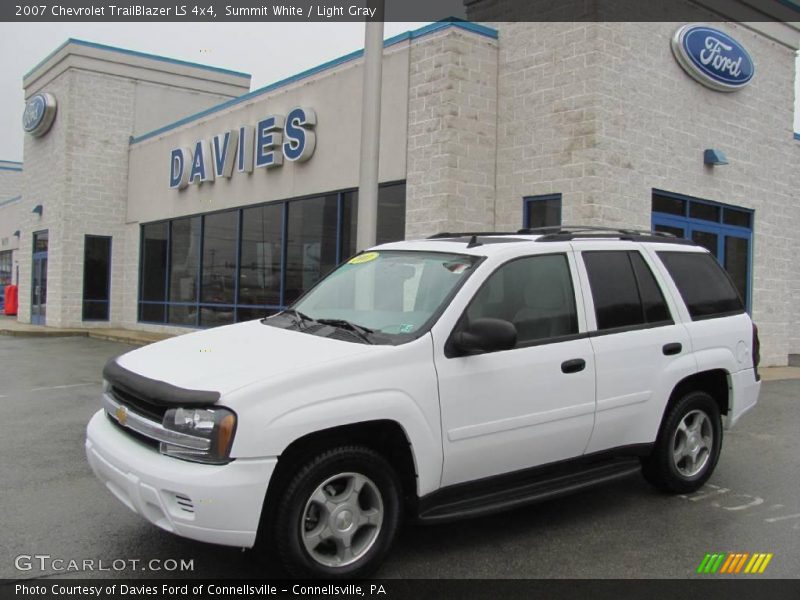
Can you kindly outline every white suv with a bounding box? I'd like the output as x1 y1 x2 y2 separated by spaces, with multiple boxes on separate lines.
85 226 761 578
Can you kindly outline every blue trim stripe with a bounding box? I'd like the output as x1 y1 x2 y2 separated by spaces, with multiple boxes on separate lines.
0 166 23 172
25 38 251 81
794 132 800 140
130 19 498 145
0 160 22 165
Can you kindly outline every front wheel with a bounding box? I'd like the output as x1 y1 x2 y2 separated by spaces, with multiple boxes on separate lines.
273 446 402 579
643 391 723 494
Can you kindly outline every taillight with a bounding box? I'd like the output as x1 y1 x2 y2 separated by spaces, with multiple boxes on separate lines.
752 322 761 381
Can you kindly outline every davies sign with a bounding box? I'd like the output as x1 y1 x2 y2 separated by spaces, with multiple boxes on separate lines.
170 106 316 189
671 25 755 92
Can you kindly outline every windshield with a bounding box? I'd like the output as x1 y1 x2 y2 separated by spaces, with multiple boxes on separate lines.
274 250 479 344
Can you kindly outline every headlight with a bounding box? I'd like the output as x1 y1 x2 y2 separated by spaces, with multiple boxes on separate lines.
160 407 237 464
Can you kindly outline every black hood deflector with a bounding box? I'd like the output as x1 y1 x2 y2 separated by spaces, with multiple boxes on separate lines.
103 359 220 407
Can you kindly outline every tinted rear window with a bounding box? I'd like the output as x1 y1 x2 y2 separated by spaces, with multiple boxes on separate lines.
657 251 744 319
582 251 671 330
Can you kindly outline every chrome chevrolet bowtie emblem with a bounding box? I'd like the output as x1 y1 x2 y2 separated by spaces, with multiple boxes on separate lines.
116 405 128 427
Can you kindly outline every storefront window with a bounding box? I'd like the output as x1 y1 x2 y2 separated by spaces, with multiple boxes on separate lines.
82 235 112 321
340 182 408 259
284 195 339 305
239 203 283 307
0 251 12 287
139 222 168 322
168 217 201 326
137 182 407 327
201 211 238 305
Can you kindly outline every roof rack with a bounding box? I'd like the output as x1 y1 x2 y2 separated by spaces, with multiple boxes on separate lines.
427 231 517 239
426 226 695 246
518 225 694 245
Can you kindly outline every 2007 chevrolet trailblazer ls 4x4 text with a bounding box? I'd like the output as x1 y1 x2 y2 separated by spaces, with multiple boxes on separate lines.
86 226 761 578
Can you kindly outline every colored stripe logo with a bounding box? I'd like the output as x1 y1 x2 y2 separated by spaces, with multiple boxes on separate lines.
697 552 773 574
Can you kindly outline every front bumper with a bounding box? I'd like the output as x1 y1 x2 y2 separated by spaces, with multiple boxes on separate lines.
85 410 276 548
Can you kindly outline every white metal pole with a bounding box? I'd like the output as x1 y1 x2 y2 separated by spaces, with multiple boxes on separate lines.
356 4 384 251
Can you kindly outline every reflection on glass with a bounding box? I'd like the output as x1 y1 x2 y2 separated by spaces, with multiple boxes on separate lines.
294 251 478 338
724 236 749 306
199 306 235 327
82 235 111 321
652 194 686 217
723 208 751 228
284 195 339 304
202 211 238 305
141 223 168 302
137 184 407 327
341 183 407 260
654 224 685 239
525 196 561 228
689 202 720 223
169 217 201 325
691 230 718 257
239 204 282 306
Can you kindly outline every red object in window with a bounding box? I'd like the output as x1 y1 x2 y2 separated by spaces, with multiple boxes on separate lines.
4 285 18 316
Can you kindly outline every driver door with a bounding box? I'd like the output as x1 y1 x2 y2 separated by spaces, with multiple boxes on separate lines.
434 252 596 486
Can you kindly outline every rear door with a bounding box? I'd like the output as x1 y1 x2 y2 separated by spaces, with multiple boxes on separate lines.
574 244 694 452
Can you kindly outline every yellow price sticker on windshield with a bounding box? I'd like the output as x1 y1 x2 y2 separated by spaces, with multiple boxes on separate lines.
349 252 379 265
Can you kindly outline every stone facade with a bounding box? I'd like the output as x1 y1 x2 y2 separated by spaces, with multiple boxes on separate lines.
492 22 799 365
405 28 498 238
15 41 251 327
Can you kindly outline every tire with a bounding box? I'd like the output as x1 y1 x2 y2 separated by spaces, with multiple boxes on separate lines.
273 445 402 579
643 391 723 494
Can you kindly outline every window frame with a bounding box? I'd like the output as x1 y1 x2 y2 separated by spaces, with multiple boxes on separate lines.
82 234 112 322
447 251 585 356
522 193 562 230
136 181 407 327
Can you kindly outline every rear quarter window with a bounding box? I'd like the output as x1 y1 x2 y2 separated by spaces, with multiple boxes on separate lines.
657 251 744 320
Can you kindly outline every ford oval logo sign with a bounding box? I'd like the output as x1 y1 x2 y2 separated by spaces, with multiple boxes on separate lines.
22 92 58 137
671 25 755 92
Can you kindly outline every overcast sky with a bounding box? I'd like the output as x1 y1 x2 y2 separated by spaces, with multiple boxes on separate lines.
1 22 798 162
0 21 426 161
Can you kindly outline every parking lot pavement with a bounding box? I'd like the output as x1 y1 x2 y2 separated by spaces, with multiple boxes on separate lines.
1 335 798 580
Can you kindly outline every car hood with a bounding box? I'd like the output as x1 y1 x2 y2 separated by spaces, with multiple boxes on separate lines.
112 319 376 398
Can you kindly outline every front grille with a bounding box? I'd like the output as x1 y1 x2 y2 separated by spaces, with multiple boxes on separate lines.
110 385 168 421
107 413 159 450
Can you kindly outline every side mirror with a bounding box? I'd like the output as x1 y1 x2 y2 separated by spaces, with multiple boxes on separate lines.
450 318 517 355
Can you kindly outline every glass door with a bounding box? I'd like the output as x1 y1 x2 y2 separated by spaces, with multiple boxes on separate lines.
31 231 48 325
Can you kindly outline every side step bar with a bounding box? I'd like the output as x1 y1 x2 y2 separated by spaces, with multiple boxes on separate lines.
417 458 642 524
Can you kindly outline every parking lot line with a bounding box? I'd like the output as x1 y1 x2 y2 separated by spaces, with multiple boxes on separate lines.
27 382 97 392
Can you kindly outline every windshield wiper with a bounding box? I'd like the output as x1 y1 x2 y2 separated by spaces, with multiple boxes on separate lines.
270 308 314 330
316 318 375 344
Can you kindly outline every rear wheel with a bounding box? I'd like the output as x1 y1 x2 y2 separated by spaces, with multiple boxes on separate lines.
643 391 722 493
273 446 402 579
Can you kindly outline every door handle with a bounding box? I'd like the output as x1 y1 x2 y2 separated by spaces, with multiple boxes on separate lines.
663 343 682 356
561 358 586 374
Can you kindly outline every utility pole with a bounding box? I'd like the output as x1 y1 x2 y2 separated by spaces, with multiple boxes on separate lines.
356 0 384 251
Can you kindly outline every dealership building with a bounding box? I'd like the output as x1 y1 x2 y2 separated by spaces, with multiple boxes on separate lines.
1 15 799 365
